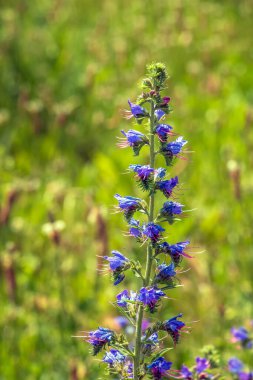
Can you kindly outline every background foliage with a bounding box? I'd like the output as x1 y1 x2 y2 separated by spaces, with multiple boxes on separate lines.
0 0 252 378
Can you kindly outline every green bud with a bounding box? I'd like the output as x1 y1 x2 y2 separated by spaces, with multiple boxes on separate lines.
141 78 153 90
146 62 168 87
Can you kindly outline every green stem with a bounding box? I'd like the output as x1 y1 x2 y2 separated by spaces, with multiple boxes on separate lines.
133 101 155 380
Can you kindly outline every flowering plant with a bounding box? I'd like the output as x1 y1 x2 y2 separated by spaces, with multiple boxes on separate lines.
76 63 252 379
80 63 193 379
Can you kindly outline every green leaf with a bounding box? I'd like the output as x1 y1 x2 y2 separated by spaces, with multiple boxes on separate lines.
150 347 173 362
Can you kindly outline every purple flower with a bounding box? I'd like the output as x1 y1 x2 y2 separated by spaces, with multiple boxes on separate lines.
142 319 150 330
117 290 130 308
155 124 173 142
103 349 125 366
228 357 244 374
114 316 129 329
143 222 165 243
104 251 130 285
239 372 253 380
138 287 165 313
104 251 129 271
113 274 125 285
142 332 159 355
161 137 187 165
154 262 177 286
88 327 115 355
129 218 142 238
155 167 166 179
162 314 185 345
147 357 173 380
231 327 253 349
165 137 187 155
159 96 171 107
121 129 145 145
146 332 159 345
119 129 149 155
128 100 148 119
117 289 136 308
159 201 184 224
180 365 193 379
195 357 209 374
129 164 154 180
115 194 142 221
155 241 191 265
129 164 154 191
155 109 166 121
156 176 178 198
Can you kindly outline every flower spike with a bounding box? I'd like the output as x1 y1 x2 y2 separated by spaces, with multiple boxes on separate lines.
79 63 199 380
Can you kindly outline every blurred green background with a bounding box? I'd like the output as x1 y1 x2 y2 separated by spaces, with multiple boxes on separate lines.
0 0 253 378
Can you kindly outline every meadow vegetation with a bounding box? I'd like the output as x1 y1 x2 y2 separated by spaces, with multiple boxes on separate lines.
0 1 252 378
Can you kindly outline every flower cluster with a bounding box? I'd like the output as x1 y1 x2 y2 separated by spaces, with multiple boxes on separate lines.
80 63 195 380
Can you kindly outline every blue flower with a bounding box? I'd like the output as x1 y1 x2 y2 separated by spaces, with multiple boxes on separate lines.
145 332 159 345
155 109 166 121
119 129 149 155
115 194 142 222
88 327 115 355
155 167 166 179
103 349 125 366
142 332 159 355
104 251 130 285
195 357 209 374
138 287 165 313
156 176 178 198
143 222 165 243
159 201 184 224
228 357 244 374
162 314 185 345
116 289 137 308
129 164 154 191
104 251 129 271
231 327 253 349
154 262 177 287
114 316 129 329
129 164 154 180
128 100 148 119
147 357 173 380
161 137 187 165
165 137 187 155
180 365 193 379
129 218 142 239
155 241 191 265
155 124 173 142
239 372 253 380
117 290 130 308
113 274 124 285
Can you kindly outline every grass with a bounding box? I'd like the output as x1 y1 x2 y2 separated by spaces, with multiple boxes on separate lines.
0 0 253 378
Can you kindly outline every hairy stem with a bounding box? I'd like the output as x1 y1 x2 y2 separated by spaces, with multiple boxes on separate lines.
133 100 155 380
